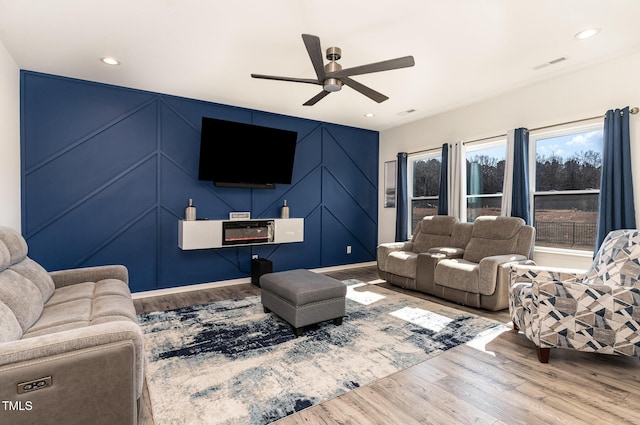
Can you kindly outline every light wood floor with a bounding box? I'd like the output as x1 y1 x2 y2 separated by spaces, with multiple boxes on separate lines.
134 265 640 425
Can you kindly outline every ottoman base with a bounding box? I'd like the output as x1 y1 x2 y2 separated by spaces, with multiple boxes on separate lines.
260 269 347 336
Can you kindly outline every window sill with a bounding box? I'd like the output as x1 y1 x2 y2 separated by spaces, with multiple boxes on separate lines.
534 246 594 258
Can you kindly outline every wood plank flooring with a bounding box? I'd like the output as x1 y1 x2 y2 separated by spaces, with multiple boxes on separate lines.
134 265 640 425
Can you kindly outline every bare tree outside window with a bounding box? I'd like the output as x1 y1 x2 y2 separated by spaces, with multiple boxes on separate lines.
408 154 441 233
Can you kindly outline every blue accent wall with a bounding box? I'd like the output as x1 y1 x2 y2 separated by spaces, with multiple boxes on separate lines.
20 71 378 292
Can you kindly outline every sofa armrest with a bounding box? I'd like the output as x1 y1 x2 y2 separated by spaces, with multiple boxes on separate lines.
478 254 531 296
377 242 414 271
0 320 143 424
427 246 465 258
0 320 144 399
49 264 129 288
510 264 586 286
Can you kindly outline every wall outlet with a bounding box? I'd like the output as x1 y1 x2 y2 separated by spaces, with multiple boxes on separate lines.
346 245 352 254
251 254 258 259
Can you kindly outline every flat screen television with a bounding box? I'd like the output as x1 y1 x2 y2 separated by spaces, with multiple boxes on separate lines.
198 117 298 189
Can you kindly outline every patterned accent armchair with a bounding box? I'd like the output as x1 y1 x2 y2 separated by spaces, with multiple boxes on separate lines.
509 229 640 363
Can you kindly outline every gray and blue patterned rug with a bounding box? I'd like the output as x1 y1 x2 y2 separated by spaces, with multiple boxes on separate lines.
138 280 505 425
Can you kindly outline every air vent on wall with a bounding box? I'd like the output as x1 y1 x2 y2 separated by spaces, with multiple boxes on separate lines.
532 56 568 70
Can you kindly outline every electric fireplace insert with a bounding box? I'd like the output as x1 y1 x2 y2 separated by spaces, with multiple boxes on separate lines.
222 220 274 246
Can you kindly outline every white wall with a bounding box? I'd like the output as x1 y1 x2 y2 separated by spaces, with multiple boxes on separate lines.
379 51 640 268
0 40 20 231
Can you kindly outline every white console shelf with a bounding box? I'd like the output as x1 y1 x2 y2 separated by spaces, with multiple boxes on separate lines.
178 218 304 250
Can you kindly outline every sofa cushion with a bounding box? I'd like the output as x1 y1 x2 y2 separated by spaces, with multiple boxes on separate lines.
434 258 479 293
0 226 28 268
413 216 457 253
0 269 46 332
386 251 419 279
451 222 473 249
10 257 55 302
0 300 22 342
463 217 524 263
23 279 137 338
0 227 55 333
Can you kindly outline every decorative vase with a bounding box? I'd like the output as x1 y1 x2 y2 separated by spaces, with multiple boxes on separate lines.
185 199 196 221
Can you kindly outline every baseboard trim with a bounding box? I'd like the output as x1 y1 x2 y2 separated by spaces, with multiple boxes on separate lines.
131 261 377 300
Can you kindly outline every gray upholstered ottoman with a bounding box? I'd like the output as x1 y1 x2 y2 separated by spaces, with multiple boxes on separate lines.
260 269 347 336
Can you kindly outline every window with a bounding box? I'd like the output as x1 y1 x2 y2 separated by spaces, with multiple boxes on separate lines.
530 124 603 251
408 151 441 234
465 140 506 222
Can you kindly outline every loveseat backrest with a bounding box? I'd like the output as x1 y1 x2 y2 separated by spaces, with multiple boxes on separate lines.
450 222 473 249
0 227 55 342
463 216 534 263
412 216 458 253
583 229 640 288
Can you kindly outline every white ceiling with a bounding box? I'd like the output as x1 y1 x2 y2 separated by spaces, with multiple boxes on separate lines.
2 0 640 131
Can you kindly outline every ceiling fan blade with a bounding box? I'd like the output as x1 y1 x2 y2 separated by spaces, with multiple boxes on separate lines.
341 77 389 103
251 74 320 85
303 90 330 106
330 56 415 78
302 34 326 81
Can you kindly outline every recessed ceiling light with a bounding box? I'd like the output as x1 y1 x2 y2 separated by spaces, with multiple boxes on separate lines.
574 28 601 40
364 113 375 118
100 57 121 66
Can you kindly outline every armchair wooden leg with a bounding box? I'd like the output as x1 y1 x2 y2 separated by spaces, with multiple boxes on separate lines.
512 321 520 332
536 347 550 363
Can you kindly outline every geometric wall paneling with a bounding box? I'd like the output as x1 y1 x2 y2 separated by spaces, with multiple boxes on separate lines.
24 101 158 233
161 95 252 134
321 205 374 266
21 72 156 168
21 71 378 292
160 102 201 174
25 156 158 272
83 210 159 291
324 124 379 179
321 169 377 259
322 133 377 215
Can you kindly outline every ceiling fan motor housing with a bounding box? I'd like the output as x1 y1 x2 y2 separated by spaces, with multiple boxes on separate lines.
323 53 342 92
326 46 341 61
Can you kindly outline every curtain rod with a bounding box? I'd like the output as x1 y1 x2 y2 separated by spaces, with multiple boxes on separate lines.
408 106 639 154
529 106 638 132
407 146 441 156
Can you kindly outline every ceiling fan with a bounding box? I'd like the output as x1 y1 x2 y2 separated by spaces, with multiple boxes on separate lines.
251 34 415 106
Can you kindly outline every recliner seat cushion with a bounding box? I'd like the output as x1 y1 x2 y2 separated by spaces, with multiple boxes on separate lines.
23 280 137 339
385 251 418 279
434 259 479 293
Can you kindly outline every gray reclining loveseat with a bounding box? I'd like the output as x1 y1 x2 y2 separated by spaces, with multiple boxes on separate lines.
378 215 535 311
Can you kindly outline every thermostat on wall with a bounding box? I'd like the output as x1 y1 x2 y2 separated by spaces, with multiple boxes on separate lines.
229 212 251 220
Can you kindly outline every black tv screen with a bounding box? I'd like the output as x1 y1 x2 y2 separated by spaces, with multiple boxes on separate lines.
198 117 298 188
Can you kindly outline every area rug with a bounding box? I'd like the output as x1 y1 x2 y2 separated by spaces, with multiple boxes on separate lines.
138 280 504 425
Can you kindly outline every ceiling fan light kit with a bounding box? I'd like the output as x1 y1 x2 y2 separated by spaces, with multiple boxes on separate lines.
251 34 414 106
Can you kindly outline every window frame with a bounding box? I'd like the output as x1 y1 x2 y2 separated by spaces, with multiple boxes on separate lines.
464 138 507 223
528 121 604 254
407 150 441 237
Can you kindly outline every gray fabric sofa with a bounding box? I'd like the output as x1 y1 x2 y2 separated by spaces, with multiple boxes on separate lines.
378 215 535 311
0 226 144 425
